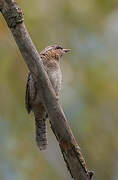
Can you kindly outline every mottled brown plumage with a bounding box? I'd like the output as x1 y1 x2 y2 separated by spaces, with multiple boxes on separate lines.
25 45 70 150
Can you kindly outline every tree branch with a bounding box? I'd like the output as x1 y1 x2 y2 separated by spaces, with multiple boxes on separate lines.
0 0 93 179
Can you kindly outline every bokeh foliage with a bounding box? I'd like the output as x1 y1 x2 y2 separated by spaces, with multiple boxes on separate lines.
0 0 118 179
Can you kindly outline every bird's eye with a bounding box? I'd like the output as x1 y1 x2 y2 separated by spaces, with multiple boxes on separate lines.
56 46 62 50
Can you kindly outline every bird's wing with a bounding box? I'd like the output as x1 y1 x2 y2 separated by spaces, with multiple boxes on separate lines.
25 72 32 113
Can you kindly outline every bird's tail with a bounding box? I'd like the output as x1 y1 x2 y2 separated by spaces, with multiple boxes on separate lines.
34 107 48 150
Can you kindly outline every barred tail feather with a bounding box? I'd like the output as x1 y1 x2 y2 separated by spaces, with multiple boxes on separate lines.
34 110 48 150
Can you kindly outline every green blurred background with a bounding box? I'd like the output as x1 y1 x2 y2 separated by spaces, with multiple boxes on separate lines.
0 0 118 179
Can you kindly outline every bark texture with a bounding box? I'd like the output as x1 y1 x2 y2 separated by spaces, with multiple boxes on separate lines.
0 0 94 179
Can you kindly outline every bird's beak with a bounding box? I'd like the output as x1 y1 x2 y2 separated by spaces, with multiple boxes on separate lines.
63 49 71 53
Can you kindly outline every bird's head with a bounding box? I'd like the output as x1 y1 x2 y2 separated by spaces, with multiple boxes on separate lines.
40 45 71 61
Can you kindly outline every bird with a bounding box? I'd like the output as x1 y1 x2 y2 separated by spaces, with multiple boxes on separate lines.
25 45 70 150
